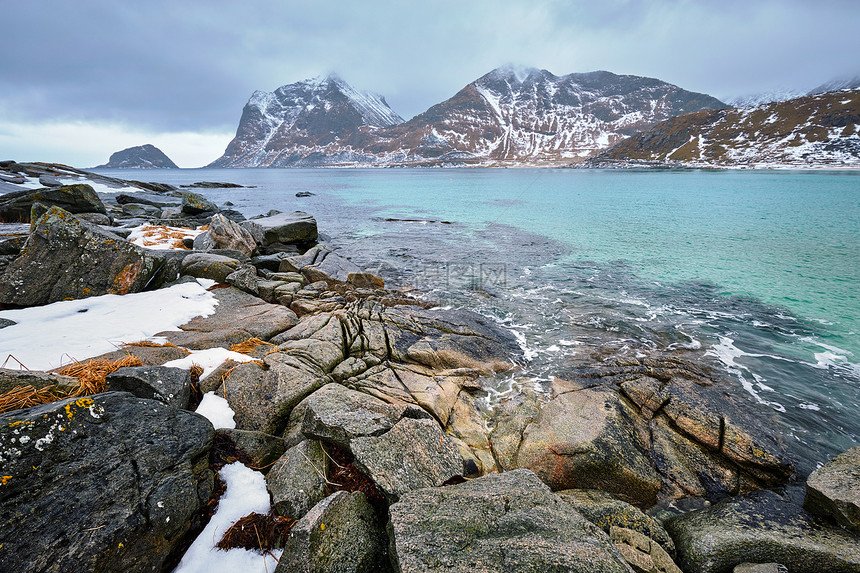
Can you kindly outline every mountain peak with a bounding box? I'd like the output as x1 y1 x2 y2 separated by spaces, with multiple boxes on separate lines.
485 64 544 85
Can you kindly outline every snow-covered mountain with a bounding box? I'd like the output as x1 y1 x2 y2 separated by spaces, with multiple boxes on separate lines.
209 67 726 167
587 89 860 168
376 66 726 165
209 74 404 167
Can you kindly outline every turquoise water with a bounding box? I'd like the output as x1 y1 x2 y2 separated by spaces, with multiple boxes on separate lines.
96 167 860 472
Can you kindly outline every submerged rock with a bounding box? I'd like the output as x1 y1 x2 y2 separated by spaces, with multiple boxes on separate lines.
0 206 163 305
0 391 214 573
387 469 632 572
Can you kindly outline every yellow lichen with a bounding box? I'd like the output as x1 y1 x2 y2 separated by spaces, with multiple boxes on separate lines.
1 476 11 486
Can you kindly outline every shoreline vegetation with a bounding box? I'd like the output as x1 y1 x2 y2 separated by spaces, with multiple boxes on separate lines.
1 162 858 572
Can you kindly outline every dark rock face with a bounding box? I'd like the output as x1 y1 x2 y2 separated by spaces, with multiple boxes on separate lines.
387 469 632 572
95 144 179 168
0 206 163 306
252 211 319 245
105 365 192 409
804 446 860 533
0 391 214 573
0 183 106 222
210 67 726 167
180 191 218 215
665 490 860 573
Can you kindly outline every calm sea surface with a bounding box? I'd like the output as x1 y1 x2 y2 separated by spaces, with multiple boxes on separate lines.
96 168 860 474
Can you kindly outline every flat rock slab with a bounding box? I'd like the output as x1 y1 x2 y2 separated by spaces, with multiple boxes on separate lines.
160 286 298 348
805 446 860 533
350 417 464 501
276 491 387 573
665 490 860 573
388 469 632 573
0 391 214 573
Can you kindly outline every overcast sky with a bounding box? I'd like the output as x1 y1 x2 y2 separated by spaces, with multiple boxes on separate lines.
1 0 858 167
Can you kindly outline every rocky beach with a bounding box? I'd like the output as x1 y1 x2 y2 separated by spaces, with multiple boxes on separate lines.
1 161 859 573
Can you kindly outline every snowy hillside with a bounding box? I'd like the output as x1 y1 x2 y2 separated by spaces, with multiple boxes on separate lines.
588 89 860 168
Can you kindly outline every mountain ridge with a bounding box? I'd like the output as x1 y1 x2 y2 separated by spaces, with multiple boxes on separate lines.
209 67 727 167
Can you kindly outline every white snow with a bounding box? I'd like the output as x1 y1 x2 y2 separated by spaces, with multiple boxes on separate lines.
173 462 281 573
195 392 236 429
127 224 205 250
163 348 258 381
59 178 142 195
0 281 218 371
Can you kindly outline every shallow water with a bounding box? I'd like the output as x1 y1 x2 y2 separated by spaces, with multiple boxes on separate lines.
95 167 860 475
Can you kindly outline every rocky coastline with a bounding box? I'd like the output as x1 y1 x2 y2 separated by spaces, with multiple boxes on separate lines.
1 161 858 573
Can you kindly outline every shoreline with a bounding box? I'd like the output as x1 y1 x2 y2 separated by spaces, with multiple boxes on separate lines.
1 163 858 572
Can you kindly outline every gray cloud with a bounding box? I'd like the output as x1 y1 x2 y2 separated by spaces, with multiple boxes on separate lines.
2 0 859 134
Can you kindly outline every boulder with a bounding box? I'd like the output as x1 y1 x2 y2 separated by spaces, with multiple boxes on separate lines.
252 210 318 245
280 245 361 283
222 359 323 435
805 446 860 533
195 213 257 256
0 391 214 573
350 417 464 501
557 489 675 555
105 365 192 409
180 191 218 215
225 264 261 296
0 206 163 306
491 357 792 503
665 490 860 573
516 385 661 505
0 183 106 222
267 440 329 519
179 252 241 283
276 491 388 573
388 469 632 573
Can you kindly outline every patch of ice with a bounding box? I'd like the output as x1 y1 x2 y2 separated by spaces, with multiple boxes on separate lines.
0 283 218 371
173 462 280 573
195 392 236 429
